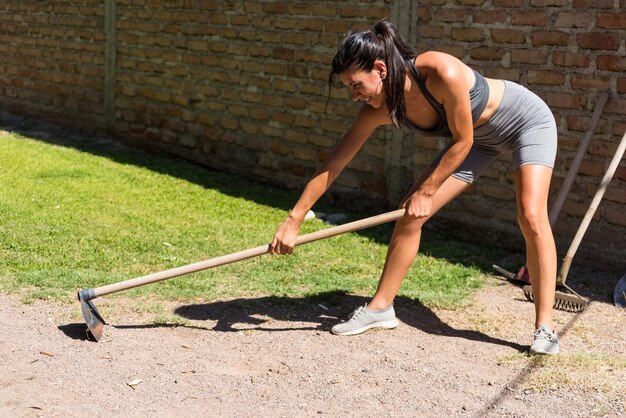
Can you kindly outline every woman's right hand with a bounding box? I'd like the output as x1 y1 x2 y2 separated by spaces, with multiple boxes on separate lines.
269 215 302 255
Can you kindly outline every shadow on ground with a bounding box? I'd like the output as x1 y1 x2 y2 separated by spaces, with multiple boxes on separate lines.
172 291 528 351
59 291 527 351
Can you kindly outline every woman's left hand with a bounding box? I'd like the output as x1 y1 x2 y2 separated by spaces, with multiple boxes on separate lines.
400 191 433 220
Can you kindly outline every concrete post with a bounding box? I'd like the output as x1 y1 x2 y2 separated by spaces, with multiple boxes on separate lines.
104 0 117 133
385 1 419 206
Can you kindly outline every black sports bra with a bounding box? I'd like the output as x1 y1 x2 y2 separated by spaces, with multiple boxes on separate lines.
406 61 489 137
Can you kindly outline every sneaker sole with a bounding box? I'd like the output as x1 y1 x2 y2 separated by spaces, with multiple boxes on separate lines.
331 319 400 336
529 348 559 355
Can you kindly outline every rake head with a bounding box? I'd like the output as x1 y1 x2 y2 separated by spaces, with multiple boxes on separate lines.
78 289 106 341
522 285 587 313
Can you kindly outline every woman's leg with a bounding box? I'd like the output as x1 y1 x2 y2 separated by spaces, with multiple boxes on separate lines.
368 176 471 310
515 164 557 329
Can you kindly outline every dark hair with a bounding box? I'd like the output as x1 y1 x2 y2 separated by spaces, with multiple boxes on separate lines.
328 19 417 127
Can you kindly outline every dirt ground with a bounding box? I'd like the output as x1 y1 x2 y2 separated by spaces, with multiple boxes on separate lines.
1 274 625 418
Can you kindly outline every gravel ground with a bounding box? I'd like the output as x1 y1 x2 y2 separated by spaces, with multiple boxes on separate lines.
1 275 625 418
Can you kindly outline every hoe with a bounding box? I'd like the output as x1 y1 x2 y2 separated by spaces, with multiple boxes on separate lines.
78 209 406 341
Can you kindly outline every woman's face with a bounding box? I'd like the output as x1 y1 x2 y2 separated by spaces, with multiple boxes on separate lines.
338 61 387 109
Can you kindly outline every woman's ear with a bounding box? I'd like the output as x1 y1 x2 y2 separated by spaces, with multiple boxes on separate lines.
373 60 387 80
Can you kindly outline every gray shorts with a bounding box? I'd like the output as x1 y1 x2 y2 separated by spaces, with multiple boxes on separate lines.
434 81 557 184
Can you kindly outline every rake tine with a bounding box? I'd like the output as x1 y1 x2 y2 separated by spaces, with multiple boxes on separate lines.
522 285 587 313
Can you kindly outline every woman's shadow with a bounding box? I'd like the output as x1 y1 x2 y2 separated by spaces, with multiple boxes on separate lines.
173 290 528 352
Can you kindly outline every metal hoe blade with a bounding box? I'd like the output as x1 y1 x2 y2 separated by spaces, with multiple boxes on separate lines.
78 289 106 341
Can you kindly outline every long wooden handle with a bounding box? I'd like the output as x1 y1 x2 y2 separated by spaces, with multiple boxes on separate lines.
91 208 406 298
558 130 626 283
549 92 609 227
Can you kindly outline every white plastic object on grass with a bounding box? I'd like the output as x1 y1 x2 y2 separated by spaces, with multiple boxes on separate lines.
614 274 626 308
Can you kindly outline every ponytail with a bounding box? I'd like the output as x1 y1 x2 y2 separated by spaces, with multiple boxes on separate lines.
329 19 417 127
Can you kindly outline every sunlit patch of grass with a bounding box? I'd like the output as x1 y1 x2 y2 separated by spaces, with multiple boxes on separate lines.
0 130 490 311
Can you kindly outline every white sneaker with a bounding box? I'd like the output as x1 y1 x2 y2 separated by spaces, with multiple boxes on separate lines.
331 304 399 336
529 325 560 355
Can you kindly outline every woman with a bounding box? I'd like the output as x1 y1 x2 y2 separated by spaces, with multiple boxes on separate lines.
270 20 559 355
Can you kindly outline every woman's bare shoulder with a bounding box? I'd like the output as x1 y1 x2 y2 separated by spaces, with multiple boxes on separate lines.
415 51 463 75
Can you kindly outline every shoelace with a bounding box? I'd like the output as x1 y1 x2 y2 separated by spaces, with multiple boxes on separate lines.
535 327 558 343
347 306 367 321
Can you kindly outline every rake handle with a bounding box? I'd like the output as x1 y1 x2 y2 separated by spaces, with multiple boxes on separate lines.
557 130 626 284
86 208 406 299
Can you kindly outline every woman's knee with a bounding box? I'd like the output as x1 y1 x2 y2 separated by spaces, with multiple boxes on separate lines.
517 206 549 236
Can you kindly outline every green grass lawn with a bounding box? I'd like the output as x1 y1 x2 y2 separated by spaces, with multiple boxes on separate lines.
0 129 489 309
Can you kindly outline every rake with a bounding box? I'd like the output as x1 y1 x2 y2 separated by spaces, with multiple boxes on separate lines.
78 208 406 341
523 129 626 312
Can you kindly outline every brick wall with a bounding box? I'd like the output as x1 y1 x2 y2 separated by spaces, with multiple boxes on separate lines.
0 1 106 130
0 1 624 270
112 0 391 210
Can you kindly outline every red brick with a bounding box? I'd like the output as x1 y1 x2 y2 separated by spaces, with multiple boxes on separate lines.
532 31 569 46
512 12 549 26
438 45 465 58
531 0 565 5
312 4 336 17
474 10 509 24
614 122 626 137
589 140 620 157
275 17 298 30
527 70 565 85
606 99 626 117
367 6 388 20
470 47 506 61
553 51 590 68
292 146 317 162
555 12 593 29
451 28 483 42
419 26 445 39
325 20 349 33
618 78 626 94
455 0 486 5
320 119 346 134
493 0 524 5
287 3 312 16
483 67 521 81
263 3 286 14
491 29 526 44
605 186 626 204
605 207 626 227
570 75 611 90
438 9 468 23
573 0 612 7
578 159 605 176
286 128 310 145
263 63 284 75
511 49 547 64
545 92 586 109
578 33 620 51
597 13 626 29
597 55 626 72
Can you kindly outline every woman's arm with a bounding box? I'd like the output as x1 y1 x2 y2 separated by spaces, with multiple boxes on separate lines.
403 54 474 219
271 105 387 254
